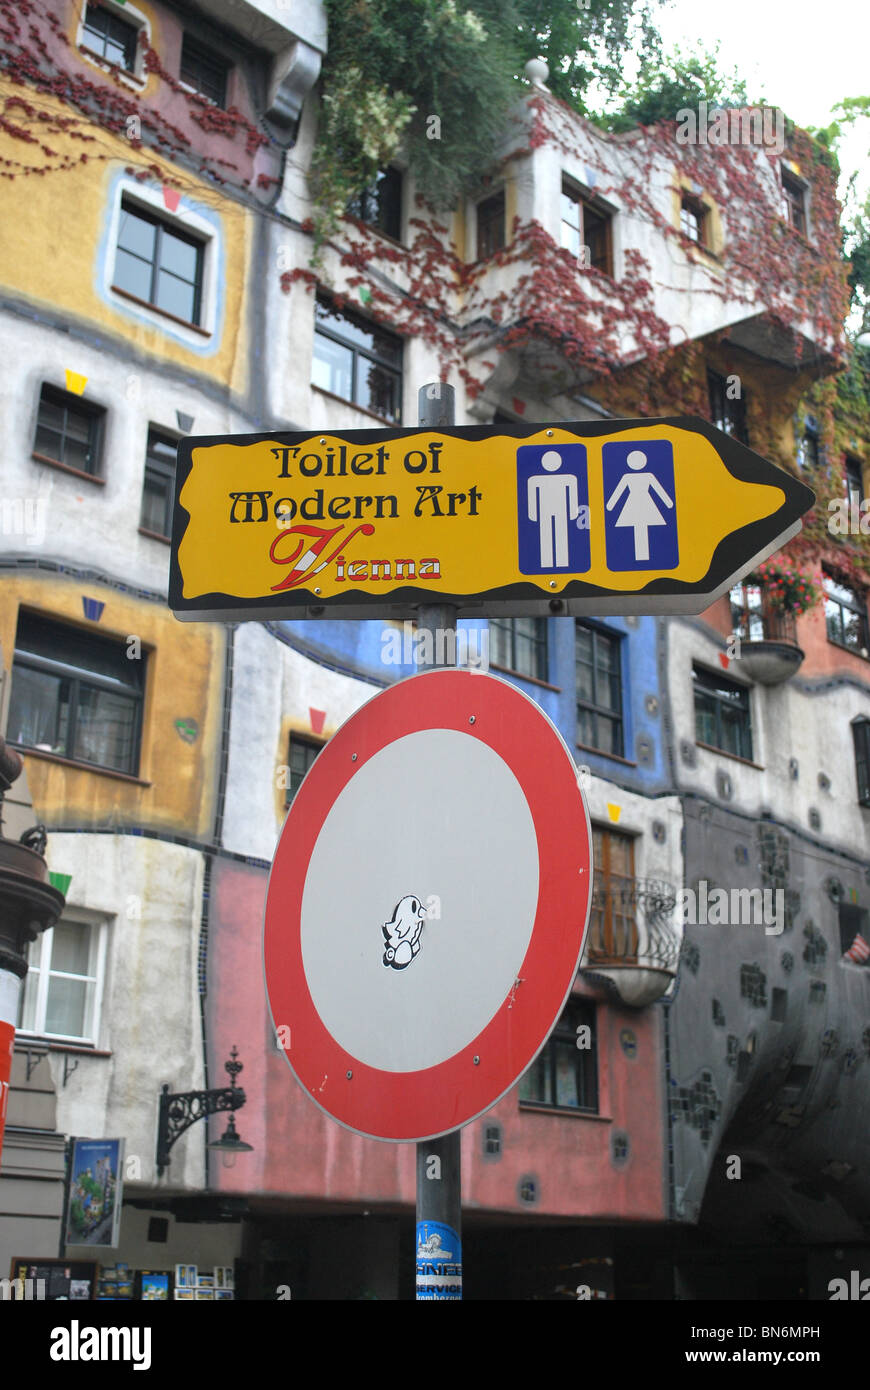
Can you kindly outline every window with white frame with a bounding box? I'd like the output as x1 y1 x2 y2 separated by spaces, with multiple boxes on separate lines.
107 185 219 341
17 918 107 1044
78 1 149 82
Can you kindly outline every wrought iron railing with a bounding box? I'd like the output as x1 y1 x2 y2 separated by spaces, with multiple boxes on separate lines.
730 589 799 646
586 876 679 971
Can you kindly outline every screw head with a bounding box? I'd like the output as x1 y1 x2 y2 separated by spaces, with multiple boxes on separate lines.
546 430 553 437
469 715 476 724
346 1069 353 1079
473 1055 480 1065
549 580 557 588
351 753 358 761
320 438 326 445
314 588 321 594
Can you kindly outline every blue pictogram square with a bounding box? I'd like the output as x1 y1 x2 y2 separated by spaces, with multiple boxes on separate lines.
517 444 591 575
603 440 678 571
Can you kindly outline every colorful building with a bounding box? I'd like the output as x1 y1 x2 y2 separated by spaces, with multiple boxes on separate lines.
1 0 867 1300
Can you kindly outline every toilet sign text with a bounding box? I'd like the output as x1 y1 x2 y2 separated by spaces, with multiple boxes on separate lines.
170 418 815 621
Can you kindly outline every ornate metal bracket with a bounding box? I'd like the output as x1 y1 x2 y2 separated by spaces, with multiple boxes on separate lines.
156 1050 248 1177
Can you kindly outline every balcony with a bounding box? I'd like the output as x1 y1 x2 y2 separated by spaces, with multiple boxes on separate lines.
730 585 805 685
581 876 679 1007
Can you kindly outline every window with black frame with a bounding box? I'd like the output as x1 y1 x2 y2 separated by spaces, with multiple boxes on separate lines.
781 169 807 235
707 369 748 444
798 417 821 470
476 190 505 260
489 618 548 681
7 612 145 776
576 622 623 756
846 456 864 509
312 295 402 422
113 199 205 327
346 167 402 241
33 384 105 477
824 569 869 653
852 720 870 807
140 430 178 539
693 665 753 760
180 34 229 107
519 999 598 1112
82 3 138 70
286 736 322 806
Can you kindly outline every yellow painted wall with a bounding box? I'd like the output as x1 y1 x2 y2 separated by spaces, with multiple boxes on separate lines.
0 77 252 396
1 575 225 838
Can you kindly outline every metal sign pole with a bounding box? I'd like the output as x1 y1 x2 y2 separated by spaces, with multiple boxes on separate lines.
414 382 462 1301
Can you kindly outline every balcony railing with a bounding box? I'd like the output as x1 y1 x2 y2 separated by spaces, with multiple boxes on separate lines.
585 876 679 972
730 585 804 684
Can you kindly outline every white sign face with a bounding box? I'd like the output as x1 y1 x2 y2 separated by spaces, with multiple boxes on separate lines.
264 669 593 1142
301 730 539 1073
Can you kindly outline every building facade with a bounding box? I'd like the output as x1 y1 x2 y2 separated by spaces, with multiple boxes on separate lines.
1 0 867 1299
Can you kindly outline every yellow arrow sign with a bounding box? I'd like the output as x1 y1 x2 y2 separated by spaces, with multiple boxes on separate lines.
169 418 814 621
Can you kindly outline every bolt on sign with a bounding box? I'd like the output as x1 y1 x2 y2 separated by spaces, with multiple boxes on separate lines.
169 418 815 622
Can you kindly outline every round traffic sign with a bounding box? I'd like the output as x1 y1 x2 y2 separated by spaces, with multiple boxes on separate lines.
263 669 592 1141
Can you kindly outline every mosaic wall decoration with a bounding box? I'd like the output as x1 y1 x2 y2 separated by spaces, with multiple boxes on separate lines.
809 980 827 1003
712 998 725 1027
680 739 697 768
673 1072 721 1144
803 921 827 966
740 963 767 1007
716 769 733 801
820 1028 840 1059
611 1132 630 1165
726 1036 739 1067
781 951 794 973
681 941 700 975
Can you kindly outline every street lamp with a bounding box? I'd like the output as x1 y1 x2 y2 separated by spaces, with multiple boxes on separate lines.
156 1046 253 1177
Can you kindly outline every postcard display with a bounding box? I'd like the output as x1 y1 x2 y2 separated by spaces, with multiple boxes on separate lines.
93 1263 235 1300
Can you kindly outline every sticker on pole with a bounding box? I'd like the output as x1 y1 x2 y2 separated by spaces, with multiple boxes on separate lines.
263 669 593 1142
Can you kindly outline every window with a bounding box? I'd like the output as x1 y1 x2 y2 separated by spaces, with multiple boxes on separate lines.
82 3 138 70
781 169 807 235
730 581 764 642
846 455 864 508
797 415 820 470
693 665 753 760
489 618 548 681
576 623 623 756
286 736 322 805
589 827 636 960
312 295 402 422
17 918 105 1044
561 182 613 275
707 369 748 444
113 199 205 327
346 167 402 241
519 999 597 1112
476 190 505 260
838 903 869 957
33 384 104 477
180 34 229 107
7 611 145 775
853 720 870 807
140 430 178 539
823 569 869 653
680 194 706 245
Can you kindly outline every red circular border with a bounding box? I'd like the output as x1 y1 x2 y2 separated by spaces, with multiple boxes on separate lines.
263 669 591 1141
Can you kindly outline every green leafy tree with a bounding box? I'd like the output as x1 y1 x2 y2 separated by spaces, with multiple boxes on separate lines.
592 42 751 133
311 0 665 242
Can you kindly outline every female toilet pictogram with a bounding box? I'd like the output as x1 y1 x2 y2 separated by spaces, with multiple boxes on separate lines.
605 449 674 562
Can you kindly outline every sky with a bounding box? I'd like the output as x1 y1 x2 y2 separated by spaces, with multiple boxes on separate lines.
653 0 870 215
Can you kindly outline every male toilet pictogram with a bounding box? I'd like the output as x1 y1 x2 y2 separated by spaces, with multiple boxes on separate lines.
528 450 580 567
517 442 591 575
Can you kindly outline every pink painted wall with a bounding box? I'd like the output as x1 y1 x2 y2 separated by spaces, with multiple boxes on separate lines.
209 858 668 1221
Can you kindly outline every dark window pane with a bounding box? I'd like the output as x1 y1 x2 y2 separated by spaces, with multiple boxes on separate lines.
477 191 505 260
73 686 138 772
313 296 403 420
180 35 228 107
34 386 102 475
8 666 70 756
